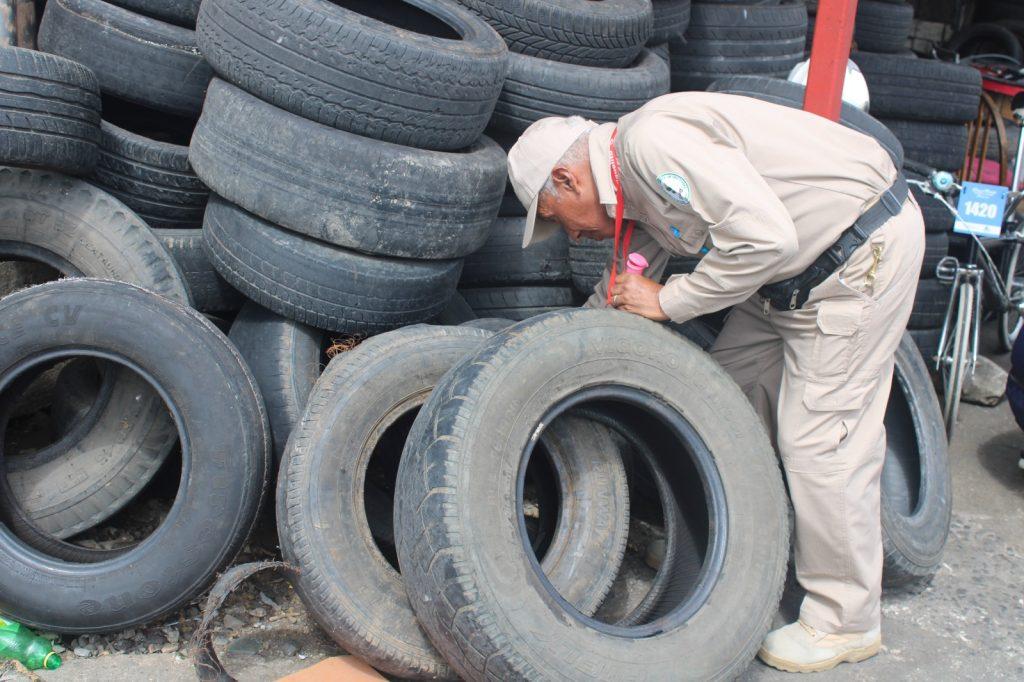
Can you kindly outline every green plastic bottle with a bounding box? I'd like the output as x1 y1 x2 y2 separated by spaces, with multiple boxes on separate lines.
0 616 62 671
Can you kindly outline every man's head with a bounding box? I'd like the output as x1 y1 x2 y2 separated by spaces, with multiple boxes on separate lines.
508 116 615 247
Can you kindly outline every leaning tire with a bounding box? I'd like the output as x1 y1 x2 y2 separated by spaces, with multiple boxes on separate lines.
669 2 808 92
203 197 463 334
279 325 629 679
38 0 212 118
707 75 905 168
461 286 576 320
0 47 101 176
196 0 508 152
190 80 505 260
454 0 653 68
851 53 981 124
883 119 967 171
153 229 244 314
229 302 325 465
395 309 789 680
0 279 270 633
105 0 200 27
854 1 913 53
94 121 209 231
881 333 951 588
461 218 571 286
489 49 670 136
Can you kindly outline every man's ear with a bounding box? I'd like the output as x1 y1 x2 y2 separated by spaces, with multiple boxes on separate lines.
550 166 578 195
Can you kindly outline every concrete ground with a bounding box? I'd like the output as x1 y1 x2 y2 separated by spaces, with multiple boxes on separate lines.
2 353 1022 682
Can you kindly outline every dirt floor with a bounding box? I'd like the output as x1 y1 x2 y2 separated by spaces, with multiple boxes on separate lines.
2 350 1022 682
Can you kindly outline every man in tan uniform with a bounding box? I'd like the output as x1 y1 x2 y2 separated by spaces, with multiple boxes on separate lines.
507 92 925 673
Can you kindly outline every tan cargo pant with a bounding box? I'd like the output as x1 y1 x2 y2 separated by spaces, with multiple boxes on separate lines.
709 198 925 634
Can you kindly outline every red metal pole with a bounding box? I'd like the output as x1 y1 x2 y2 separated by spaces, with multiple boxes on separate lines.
803 0 860 121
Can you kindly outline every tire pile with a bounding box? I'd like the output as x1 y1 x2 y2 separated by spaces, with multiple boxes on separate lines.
0 1 953 678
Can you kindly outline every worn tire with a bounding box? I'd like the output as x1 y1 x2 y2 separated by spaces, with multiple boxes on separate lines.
670 2 807 92
279 325 629 679
394 309 789 680
707 75 904 168
920 232 949 279
38 0 212 118
0 279 270 633
197 0 508 152
651 0 692 44
461 286 576 320
94 121 208 231
190 80 504 260
882 119 967 171
106 0 200 26
229 302 325 466
946 23 1024 63
908 279 951 329
852 53 981 124
432 292 477 325
154 229 243 313
854 1 912 53
461 218 570 287
490 49 669 136
882 333 951 588
454 0 652 67
0 47 101 176
203 197 463 334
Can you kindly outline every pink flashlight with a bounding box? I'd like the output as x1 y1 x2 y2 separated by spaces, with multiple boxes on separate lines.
626 252 648 275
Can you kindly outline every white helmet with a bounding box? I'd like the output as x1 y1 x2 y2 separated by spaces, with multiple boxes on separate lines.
787 58 871 112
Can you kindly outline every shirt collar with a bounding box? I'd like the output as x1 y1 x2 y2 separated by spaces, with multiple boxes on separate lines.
588 123 618 217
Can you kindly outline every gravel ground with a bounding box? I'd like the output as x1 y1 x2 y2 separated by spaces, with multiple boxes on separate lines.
2 348 1022 682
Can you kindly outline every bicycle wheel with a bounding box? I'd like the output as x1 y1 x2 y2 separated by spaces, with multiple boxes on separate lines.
998 241 1024 352
941 282 974 439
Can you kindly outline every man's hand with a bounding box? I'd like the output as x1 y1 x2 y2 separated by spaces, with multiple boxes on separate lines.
610 273 669 321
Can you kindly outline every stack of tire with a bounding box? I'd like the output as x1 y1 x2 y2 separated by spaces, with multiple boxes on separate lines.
852 51 983 361
668 0 808 93
35 0 243 315
453 0 667 320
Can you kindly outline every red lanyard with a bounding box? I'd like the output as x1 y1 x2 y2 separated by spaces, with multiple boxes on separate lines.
606 129 635 305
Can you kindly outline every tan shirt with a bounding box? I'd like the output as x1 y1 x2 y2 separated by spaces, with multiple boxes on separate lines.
583 92 899 321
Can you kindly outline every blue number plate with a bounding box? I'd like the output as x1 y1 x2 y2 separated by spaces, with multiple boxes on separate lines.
954 181 1008 238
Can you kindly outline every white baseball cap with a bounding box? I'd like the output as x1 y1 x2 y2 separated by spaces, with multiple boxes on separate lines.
507 116 597 247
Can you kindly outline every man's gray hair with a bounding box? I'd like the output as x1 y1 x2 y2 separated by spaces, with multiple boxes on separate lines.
539 130 591 202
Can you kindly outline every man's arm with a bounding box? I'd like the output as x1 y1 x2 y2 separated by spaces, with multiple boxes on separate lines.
583 229 671 308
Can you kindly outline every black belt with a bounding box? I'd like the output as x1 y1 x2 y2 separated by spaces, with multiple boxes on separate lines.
758 175 909 311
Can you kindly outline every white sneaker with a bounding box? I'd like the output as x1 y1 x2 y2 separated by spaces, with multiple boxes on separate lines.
758 621 881 673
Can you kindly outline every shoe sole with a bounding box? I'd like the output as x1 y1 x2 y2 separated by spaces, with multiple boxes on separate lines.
757 639 881 673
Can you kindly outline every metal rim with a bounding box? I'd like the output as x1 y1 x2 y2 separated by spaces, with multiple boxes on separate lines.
514 385 728 639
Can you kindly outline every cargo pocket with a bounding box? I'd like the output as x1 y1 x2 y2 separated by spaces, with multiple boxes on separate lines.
810 298 864 378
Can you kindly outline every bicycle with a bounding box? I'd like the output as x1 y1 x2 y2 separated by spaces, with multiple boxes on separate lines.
906 115 1024 438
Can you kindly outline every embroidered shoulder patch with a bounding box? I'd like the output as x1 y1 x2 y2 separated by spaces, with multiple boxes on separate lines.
656 172 691 206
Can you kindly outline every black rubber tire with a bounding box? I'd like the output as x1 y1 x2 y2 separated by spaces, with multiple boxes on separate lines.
203 197 463 335
229 302 325 466
461 286 576 320
669 2 808 92
568 237 610 295
881 332 951 588
908 174 955 233
38 0 212 118
460 317 515 332
197 0 508 152
908 327 941 364
93 121 208 230
0 47 101 176
154 229 243 314
190 80 505 260
279 324 629 679
431 291 477 325
454 0 653 68
707 76 905 168
106 0 200 27
852 53 982 124
489 48 670 136
394 309 789 680
461 217 570 287
920 232 949 279
0 279 270 633
882 119 967 171
908 279 951 329
854 1 912 54
499 183 527 217
651 0 692 44
946 23 1024 63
